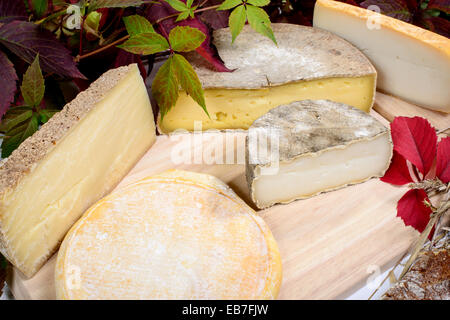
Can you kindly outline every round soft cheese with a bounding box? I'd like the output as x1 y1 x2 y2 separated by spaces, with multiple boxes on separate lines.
55 170 282 299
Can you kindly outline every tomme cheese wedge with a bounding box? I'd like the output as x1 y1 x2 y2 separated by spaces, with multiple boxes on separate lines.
0 64 156 278
313 0 450 113
246 100 393 209
158 23 377 133
55 170 282 300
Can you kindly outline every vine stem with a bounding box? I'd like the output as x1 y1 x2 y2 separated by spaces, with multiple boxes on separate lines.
154 4 221 24
399 190 450 280
74 2 222 62
75 35 130 62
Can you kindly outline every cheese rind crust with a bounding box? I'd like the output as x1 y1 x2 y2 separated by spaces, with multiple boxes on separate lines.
157 23 377 133
56 170 282 300
0 64 156 277
313 0 450 112
246 100 393 209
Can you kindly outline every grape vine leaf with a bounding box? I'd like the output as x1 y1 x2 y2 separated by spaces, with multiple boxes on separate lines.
390 117 437 176
228 5 246 43
165 0 197 21
1 113 39 158
397 188 433 234
217 0 242 10
146 2 231 72
199 1 229 30
1 57 47 158
246 4 277 45
114 49 147 79
152 56 179 120
0 0 27 23
20 55 45 108
0 21 86 79
0 50 18 118
172 53 207 117
427 0 450 14
247 0 270 6
169 26 206 52
380 150 414 185
436 137 450 183
360 0 414 23
123 15 156 36
218 0 276 44
31 0 49 18
117 32 170 55
0 106 33 133
89 0 145 12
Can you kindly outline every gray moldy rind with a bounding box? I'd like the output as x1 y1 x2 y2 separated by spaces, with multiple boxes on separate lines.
245 100 393 209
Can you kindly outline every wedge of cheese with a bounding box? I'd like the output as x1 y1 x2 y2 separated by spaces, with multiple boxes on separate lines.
0 64 156 278
313 0 450 113
246 100 392 209
55 170 282 300
157 23 377 133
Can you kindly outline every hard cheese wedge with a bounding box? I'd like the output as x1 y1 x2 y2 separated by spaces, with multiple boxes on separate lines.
55 170 282 300
313 0 450 113
246 100 393 209
158 23 377 133
0 64 156 278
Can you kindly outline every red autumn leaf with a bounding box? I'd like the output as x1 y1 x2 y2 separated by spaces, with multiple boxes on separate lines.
0 21 86 79
436 137 450 183
381 150 414 185
397 188 432 234
360 0 415 23
0 50 18 118
427 0 450 14
419 15 450 38
114 49 147 79
0 0 27 23
390 117 437 176
146 1 231 72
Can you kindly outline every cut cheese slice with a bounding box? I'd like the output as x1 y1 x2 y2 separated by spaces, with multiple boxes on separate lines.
246 100 392 209
0 64 156 278
158 23 377 133
55 170 282 300
313 0 450 113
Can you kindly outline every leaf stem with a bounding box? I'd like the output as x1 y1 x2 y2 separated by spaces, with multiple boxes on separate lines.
398 190 450 280
154 4 221 24
35 8 68 25
75 35 130 62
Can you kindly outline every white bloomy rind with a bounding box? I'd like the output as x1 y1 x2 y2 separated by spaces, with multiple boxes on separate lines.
246 100 393 209
55 170 282 300
313 0 450 113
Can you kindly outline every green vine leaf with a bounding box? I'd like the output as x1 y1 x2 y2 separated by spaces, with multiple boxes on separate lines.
246 0 270 6
217 0 242 11
20 54 45 108
172 53 207 117
1 113 39 158
165 0 197 22
88 0 145 12
152 56 179 120
123 15 155 36
218 0 276 44
169 26 206 52
246 5 277 45
117 33 170 55
165 0 188 12
31 0 48 18
0 107 33 133
38 109 60 124
229 5 246 43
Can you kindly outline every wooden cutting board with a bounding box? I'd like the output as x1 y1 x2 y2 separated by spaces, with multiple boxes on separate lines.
7 93 449 300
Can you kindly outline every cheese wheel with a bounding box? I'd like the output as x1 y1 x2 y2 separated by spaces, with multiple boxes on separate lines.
55 170 282 299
